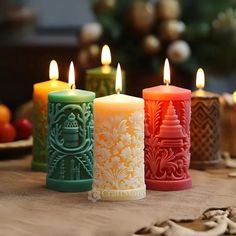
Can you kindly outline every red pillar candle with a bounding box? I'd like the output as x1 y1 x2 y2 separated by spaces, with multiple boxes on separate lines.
142 59 192 191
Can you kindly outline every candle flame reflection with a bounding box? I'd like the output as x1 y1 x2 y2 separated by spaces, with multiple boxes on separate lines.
49 60 59 80
164 59 170 85
196 68 205 89
115 63 122 94
69 61 76 89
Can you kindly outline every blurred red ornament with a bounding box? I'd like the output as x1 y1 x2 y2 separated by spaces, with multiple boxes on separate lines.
15 118 32 140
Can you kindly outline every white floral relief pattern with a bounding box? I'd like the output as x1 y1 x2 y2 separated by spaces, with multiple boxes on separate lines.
93 111 145 190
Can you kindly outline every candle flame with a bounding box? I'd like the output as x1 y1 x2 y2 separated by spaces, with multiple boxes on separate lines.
115 63 122 94
164 58 170 85
69 61 76 89
101 45 111 66
49 60 59 80
196 68 205 89
233 91 236 104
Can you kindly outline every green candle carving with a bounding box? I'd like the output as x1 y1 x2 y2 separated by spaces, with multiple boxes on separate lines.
85 45 125 97
47 62 96 192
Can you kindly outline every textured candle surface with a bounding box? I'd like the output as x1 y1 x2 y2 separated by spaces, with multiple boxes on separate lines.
47 89 95 192
32 80 69 172
220 98 236 156
190 90 221 169
143 85 192 191
85 67 125 97
92 94 146 201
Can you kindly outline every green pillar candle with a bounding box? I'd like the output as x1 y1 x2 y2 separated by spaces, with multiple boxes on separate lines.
47 62 95 192
47 89 95 192
85 45 125 97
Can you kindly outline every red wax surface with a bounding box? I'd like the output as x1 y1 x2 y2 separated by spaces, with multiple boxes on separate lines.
143 85 192 191
143 85 191 100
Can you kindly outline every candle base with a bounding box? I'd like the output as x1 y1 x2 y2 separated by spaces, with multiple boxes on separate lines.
146 178 192 191
93 186 146 201
190 155 222 170
47 178 92 192
31 161 47 172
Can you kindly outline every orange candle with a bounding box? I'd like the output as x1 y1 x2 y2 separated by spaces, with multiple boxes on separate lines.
32 60 69 172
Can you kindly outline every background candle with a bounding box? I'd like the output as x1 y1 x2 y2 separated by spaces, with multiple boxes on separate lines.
32 60 69 172
85 45 125 97
191 68 221 169
143 59 191 191
220 93 236 157
47 62 95 192
91 64 146 201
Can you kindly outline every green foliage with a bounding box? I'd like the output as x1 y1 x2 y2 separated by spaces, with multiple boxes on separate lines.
181 0 236 74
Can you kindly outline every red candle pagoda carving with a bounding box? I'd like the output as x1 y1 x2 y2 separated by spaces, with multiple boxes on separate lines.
143 59 191 191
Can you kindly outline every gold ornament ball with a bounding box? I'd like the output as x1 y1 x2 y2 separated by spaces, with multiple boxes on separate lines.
160 20 186 41
128 1 155 35
94 0 116 14
156 0 181 20
143 35 161 54
167 40 191 64
80 22 103 45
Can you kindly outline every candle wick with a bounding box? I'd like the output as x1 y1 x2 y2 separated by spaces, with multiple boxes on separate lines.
70 84 76 90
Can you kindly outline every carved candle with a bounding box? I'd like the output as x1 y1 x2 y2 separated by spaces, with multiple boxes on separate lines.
143 59 192 191
220 93 236 156
92 64 146 201
47 62 95 192
191 68 221 169
85 45 125 97
32 60 69 172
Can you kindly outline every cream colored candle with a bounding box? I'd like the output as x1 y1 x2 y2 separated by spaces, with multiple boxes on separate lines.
90 64 146 201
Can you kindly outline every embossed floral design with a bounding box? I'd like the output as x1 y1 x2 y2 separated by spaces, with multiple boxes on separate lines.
144 100 191 181
88 190 101 203
48 102 94 180
94 110 144 190
157 148 189 180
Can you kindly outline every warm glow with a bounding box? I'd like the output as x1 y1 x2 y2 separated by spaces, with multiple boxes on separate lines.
233 91 236 103
101 45 111 66
68 61 76 89
115 63 122 94
49 60 59 80
196 68 205 89
163 59 170 85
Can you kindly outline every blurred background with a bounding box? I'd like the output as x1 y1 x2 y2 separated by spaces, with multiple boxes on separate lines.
1 0 236 110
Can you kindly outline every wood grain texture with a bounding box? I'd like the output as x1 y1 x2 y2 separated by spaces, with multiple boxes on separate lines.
0 156 235 235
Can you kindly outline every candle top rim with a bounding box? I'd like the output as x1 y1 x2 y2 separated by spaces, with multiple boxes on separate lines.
192 89 220 98
143 85 191 100
34 80 68 87
86 66 119 74
94 93 143 103
49 89 95 96
48 89 95 103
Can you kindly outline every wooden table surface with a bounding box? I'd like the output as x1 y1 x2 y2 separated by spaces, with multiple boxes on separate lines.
0 155 235 236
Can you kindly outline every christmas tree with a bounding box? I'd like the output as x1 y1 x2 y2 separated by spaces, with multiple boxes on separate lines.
79 0 236 76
